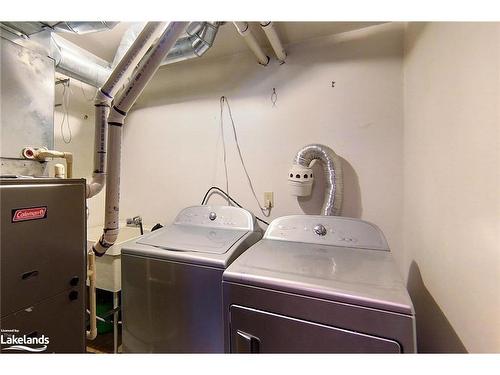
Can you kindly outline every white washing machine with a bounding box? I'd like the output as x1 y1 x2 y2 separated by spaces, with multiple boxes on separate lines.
121 205 263 353
223 215 416 353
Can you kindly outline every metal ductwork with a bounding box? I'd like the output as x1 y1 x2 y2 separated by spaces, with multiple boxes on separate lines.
288 144 344 216
54 21 219 88
50 33 112 88
2 21 219 88
162 22 219 64
0 21 118 37
113 22 220 68
50 22 119 34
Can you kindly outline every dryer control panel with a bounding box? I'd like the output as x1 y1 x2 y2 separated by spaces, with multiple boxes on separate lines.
264 215 389 251
174 205 256 231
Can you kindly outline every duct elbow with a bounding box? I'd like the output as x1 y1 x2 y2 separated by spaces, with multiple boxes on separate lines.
86 173 105 198
92 228 119 257
288 144 343 216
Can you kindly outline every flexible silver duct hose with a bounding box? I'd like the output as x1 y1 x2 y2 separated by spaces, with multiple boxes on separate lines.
292 144 343 216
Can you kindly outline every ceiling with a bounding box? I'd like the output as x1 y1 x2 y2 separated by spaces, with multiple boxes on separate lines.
58 22 383 64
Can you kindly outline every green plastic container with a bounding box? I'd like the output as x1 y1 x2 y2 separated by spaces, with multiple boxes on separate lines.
96 291 113 334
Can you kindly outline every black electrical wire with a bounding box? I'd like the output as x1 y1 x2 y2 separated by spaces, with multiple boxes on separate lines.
201 186 270 226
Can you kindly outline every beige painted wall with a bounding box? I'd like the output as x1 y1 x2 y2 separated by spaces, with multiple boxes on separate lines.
117 22 406 268
403 22 500 353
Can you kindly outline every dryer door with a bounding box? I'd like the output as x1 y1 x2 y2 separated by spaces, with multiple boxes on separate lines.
229 305 401 353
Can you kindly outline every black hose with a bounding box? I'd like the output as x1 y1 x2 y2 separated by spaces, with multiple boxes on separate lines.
201 186 270 226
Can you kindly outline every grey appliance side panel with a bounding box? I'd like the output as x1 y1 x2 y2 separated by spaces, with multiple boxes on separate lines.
230 305 401 353
0 159 48 177
0 180 87 317
1 288 85 353
122 254 225 353
223 282 416 353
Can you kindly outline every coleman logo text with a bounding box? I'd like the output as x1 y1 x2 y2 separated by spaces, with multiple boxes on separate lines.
12 207 47 222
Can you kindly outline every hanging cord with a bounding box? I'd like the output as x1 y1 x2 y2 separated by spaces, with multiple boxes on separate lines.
271 88 277 107
201 186 269 226
220 96 271 217
79 81 95 102
220 97 230 204
59 81 72 144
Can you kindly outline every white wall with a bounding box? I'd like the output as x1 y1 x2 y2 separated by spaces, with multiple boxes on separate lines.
50 82 104 228
404 22 500 353
118 22 406 267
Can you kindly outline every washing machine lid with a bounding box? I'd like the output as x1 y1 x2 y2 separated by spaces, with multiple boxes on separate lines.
136 205 256 255
137 224 247 254
223 216 414 315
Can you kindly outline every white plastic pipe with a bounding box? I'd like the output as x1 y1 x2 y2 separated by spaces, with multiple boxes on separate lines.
260 21 287 63
86 251 97 340
23 147 73 178
54 163 65 178
92 22 189 256
233 22 269 66
86 22 167 199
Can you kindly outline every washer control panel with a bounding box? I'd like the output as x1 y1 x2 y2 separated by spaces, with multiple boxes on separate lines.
264 215 389 251
174 205 256 231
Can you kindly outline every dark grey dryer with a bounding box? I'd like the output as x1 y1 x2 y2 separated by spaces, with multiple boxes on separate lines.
223 215 416 353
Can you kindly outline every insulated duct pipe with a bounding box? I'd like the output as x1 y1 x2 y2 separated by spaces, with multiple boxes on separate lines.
92 21 189 256
260 21 287 63
113 22 220 67
49 22 219 88
86 22 167 199
162 22 219 64
51 21 119 34
50 34 112 87
233 22 269 66
0 21 119 36
288 144 343 216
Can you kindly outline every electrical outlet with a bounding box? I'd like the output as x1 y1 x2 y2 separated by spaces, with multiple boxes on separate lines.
264 192 274 209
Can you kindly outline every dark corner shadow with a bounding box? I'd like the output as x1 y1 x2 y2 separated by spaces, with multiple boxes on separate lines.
407 261 468 353
298 156 362 218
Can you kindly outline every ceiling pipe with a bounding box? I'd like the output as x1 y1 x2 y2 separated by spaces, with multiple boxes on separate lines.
0 21 119 36
113 22 220 68
260 21 287 63
50 21 220 89
162 22 219 64
2 21 220 89
50 33 112 87
51 21 119 34
233 22 269 66
92 22 189 257
86 22 167 200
